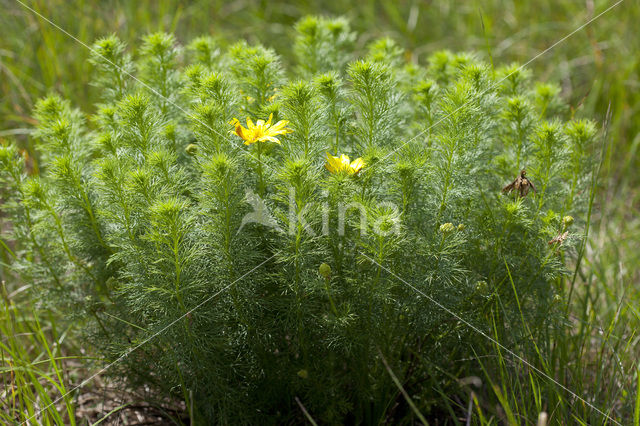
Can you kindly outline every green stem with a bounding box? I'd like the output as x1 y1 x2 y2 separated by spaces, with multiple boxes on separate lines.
256 143 265 197
172 225 186 315
334 114 340 153
324 276 338 316
434 233 446 271
436 150 454 225
71 172 111 254
46 204 96 281
516 119 523 170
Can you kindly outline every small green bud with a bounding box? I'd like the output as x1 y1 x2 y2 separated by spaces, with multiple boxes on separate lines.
186 144 198 155
553 294 563 304
536 82 559 98
505 201 520 215
297 369 308 379
475 280 488 294
562 216 574 228
439 223 455 235
164 123 177 140
319 263 332 279
457 223 465 231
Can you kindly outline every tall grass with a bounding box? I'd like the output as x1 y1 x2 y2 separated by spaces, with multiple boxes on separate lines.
0 281 78 424
2 0 638 179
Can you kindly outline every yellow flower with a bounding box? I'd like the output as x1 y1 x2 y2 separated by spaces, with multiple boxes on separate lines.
229 113 292 146
325 152 365 175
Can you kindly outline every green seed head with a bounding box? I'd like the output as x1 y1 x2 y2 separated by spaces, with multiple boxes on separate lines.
475 280 488 294
562 215 574 228
319 263 332 279
440 222 455 235
186 144 198 155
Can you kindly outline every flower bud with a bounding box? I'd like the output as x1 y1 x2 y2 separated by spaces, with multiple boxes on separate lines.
186 144 198 155
297 369 308 379
319 263 332 279
562 215 574 228
439 223 455 235
457 223 465 231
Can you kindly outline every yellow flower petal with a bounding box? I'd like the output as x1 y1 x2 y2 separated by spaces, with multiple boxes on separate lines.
270 120 289 132
234 124 248 140
230 114 292 146
350 158 365 174
260 136 282 144
325 152 340 173
325 152 365 175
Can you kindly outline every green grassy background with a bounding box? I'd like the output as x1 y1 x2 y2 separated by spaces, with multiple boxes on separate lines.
1 0 639 423
2 0 638 179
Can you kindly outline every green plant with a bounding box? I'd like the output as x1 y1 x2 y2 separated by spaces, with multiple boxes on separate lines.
0 282 79 425
1 17 610 423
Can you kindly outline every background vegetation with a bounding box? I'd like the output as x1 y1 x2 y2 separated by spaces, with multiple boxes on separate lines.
1 0 638 424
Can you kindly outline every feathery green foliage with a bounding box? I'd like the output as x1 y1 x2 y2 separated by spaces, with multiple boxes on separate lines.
0 17 612 423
